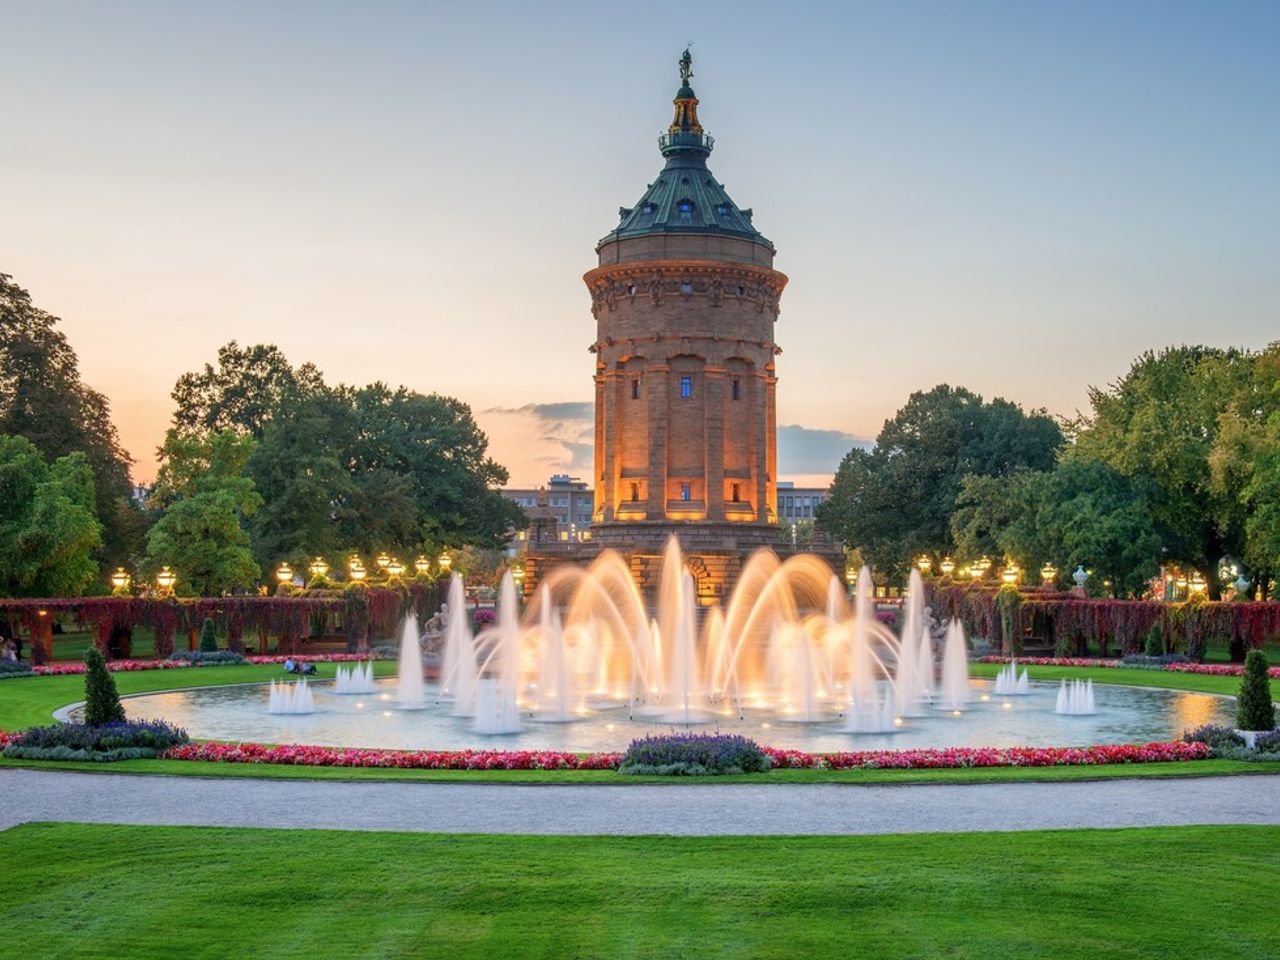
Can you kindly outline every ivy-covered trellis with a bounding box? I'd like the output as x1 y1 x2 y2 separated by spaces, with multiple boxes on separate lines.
925 582 1280 661
0 582 443 665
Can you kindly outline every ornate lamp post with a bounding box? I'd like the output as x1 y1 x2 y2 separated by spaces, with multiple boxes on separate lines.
110 567 132 595
386 557 405 578
348 556 367 582
375 552 392 571
1040 562 1057 587
414 555 431 578
438 550 453 574
939 557 955 577
916 555 933 575
155 566 177 596
1001 563 1020 585
275 562 294 586
308 557 329 580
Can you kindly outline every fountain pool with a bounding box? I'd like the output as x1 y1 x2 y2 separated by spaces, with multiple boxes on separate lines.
118 677 1231 752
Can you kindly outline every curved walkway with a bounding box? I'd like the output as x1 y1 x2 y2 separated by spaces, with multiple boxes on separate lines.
3 768 1280 835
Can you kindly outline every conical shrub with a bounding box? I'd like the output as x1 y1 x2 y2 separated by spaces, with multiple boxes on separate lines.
1236 649 1275 732
199 617 218 652
83 647 126 726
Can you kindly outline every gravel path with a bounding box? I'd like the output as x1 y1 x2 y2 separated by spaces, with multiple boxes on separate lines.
3 768 1280 835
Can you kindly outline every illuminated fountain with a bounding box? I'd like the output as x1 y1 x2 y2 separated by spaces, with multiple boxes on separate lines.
334 661 377 695
425 535 970 737
395 612 426 710
994 659 1031 696
1055 679 1097 715
267 679 314 714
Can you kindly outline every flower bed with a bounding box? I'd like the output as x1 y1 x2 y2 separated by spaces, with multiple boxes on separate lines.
155 739 1210 772
163 742 622 770
978 655 1280 678
762 741 1210 769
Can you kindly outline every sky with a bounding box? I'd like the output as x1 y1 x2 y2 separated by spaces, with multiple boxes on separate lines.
2 0 1277 487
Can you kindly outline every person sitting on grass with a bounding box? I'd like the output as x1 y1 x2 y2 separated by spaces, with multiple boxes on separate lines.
2 640 17 662
283 657 297 674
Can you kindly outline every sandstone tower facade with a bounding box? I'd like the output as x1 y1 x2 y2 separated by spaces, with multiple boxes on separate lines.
584 50 787 558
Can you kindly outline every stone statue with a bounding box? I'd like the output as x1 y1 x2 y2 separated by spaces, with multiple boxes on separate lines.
679 48 693 84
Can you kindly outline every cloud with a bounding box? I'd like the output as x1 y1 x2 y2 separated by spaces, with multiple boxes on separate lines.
777 424 870 475
481 401 869 486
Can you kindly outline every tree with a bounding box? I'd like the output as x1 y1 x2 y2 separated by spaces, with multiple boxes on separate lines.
171 341 325 439
143 430 262 595
816 385 1063 574
1236 650 1275 732
0 274 144 569
1072 346 1255 597
0 435 103 596
83 647 126 725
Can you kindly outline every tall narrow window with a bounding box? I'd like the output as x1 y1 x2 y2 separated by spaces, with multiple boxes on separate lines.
731 379 741 400
680 482 692 501
631 378 640 400
731 483 741 503
630 482 640 502
680 375 692 399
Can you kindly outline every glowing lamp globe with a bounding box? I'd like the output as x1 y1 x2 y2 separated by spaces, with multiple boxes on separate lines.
375 552 391 570
939 557 955 576
414 556 431 577
1001 565 1020 585
275 563 294 584
438 551 453 571
308 557 329 579
155 566 177 592
1040 562 1057 583
110 567 132 591
916 555 932 574
386 557 405 578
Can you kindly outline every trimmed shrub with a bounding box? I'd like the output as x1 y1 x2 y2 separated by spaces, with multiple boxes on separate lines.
1237 650 1276 732
1182 724 1245 751
1121 653 1190 669
618 734 771 776
167 649 245 665
1143 623 1164 657
2 720 189 762
83 648 125 726
199 617 218 652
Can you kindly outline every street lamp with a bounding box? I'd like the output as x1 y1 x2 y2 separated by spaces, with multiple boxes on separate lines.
438 550 453 572
275 562 294 585
939 557 955 577
1040 562 1057 585
155 566 177 595
386 557 405 578
308 557 329 579
110 567 132 594
1189 573 1207 595
348 556 366 582
916 555 932 574
1001 563 1020 585
414 555 431 577
375 552 391 570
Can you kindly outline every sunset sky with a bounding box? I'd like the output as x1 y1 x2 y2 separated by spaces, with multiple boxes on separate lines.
3 1 1277 487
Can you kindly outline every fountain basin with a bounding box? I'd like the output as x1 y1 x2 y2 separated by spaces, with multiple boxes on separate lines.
115 677 1234 754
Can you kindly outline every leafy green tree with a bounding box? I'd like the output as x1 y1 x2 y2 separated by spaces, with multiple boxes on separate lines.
83 647 126 725
1072 346 1254 597
0 435 103 596
816 385 1062 574
0 274 144 568
143 430 262 595
170 341 325 439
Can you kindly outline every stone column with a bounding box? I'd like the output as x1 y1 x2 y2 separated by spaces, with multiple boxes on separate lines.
753 368 769 522
765 370 779 522
646 363 669 519
703 367 726 521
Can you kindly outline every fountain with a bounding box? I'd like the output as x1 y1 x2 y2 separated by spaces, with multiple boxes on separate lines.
334 661 377 695
994 659 1031 696
1055 679 1097 715
267 678 314 714
472 571 523 734
438 575 477 716
938 619 970 711
396 612 426 709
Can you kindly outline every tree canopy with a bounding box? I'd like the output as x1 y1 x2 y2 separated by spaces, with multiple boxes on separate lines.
0 435 103 596
0 274 144 569
816 385 1063 574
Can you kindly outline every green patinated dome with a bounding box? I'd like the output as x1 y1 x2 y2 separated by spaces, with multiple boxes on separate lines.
598 53 772 251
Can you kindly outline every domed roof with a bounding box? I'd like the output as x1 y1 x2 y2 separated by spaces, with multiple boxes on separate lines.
597 53 772 252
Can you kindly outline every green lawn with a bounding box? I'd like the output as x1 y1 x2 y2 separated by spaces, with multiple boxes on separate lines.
1 822 1276 959
2 659 1277 785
